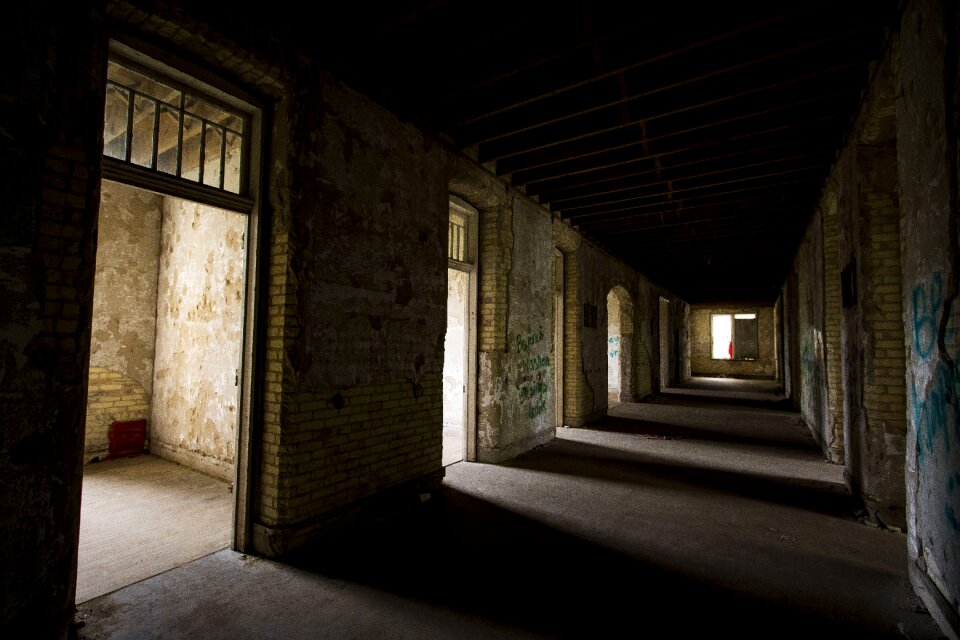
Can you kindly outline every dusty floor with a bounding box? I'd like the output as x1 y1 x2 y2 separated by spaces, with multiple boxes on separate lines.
77 455 232 603
76 379 946 639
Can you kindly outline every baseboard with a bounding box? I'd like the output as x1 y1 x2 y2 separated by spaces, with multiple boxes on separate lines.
910 559 960 640
477 427 555 463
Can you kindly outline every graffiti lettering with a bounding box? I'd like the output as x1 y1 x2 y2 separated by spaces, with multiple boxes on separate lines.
909 273 960 540
519 381 549 400
515 329 551 421
522 355 551 373
910 362 954 466
528 397 547 419
912 272 943 360
517 329 545 353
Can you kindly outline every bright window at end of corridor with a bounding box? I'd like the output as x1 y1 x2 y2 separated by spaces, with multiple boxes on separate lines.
711 313 758 360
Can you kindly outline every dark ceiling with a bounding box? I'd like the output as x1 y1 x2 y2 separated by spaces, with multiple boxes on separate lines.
217 0 900 304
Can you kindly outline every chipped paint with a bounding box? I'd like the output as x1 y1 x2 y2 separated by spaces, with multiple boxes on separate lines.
150 197 246 481
89 182 164 392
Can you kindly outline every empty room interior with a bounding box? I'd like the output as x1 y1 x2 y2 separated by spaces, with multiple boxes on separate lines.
2 1 960 638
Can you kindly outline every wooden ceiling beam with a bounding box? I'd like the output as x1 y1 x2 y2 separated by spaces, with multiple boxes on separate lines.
542 151 832 209
509 114 841 185
467 31 871 153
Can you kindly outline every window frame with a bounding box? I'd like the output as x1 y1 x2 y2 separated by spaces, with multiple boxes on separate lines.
710 312 759 361
101 39 256 214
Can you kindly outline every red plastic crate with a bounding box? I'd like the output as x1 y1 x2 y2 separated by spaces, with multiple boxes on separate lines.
107 419 146 459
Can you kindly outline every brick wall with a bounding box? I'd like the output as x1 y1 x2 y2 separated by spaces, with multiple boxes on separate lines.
0 2 107 635
249 65 450 554
689 306 777 378
84 367 150 459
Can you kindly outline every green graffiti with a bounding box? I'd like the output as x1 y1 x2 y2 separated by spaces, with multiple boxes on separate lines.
517 328 545 353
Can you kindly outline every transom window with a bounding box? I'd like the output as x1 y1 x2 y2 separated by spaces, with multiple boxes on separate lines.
104 58 247 195
448 209 467 262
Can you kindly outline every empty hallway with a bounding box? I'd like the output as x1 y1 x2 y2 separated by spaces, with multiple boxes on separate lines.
77 381 942 638
4 2 960 638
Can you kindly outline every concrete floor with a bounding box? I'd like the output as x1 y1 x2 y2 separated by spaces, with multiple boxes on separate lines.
76 379 946 639
77 455 232 603
442 424 464 466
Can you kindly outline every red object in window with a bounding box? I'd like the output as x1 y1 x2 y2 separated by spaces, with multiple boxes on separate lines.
107 419 146 459
728 341 733 358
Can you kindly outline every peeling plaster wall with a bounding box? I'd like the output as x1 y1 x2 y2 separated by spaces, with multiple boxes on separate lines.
476 196 556 462
689 306 777 378
85 180 162 457
898 0 960 626
151 198 246 481
492 197 556 459
633 277 661 399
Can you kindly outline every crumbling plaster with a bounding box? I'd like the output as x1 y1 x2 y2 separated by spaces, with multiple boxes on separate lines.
150 197 246 481
897 0 960 628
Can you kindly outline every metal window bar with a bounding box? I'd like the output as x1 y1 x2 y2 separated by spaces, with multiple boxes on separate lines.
104 76 245 194
150 97 161 170
175 94 184 178
448 218 466 262
198 122 207 186
123 85 134 164
219 124 227 190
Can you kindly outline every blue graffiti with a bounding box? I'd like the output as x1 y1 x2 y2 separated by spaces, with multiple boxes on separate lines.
911 362 956 466
913 272 943 360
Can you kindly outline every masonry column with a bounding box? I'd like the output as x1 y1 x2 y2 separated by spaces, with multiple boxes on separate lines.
821 185 846 463
476 200 513 460
857 135 907 529
838 59 907 529
0 3 106 637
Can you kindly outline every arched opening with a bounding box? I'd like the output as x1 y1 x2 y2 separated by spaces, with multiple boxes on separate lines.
607 286 634 406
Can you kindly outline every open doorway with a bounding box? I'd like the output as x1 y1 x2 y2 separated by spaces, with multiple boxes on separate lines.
78 42 261 603
78 181 246 602
442 197 477 465
607 286 634 406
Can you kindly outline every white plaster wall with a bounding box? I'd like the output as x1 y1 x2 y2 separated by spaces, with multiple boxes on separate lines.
151 197 246 481
90 181 162 392
443 268 468 428
86 180 163 454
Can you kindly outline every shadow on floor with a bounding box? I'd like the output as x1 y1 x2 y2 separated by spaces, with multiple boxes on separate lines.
504 437 857 518
76 381 944 640
294 471 942 640
285 487 880 639
588 414 816 451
